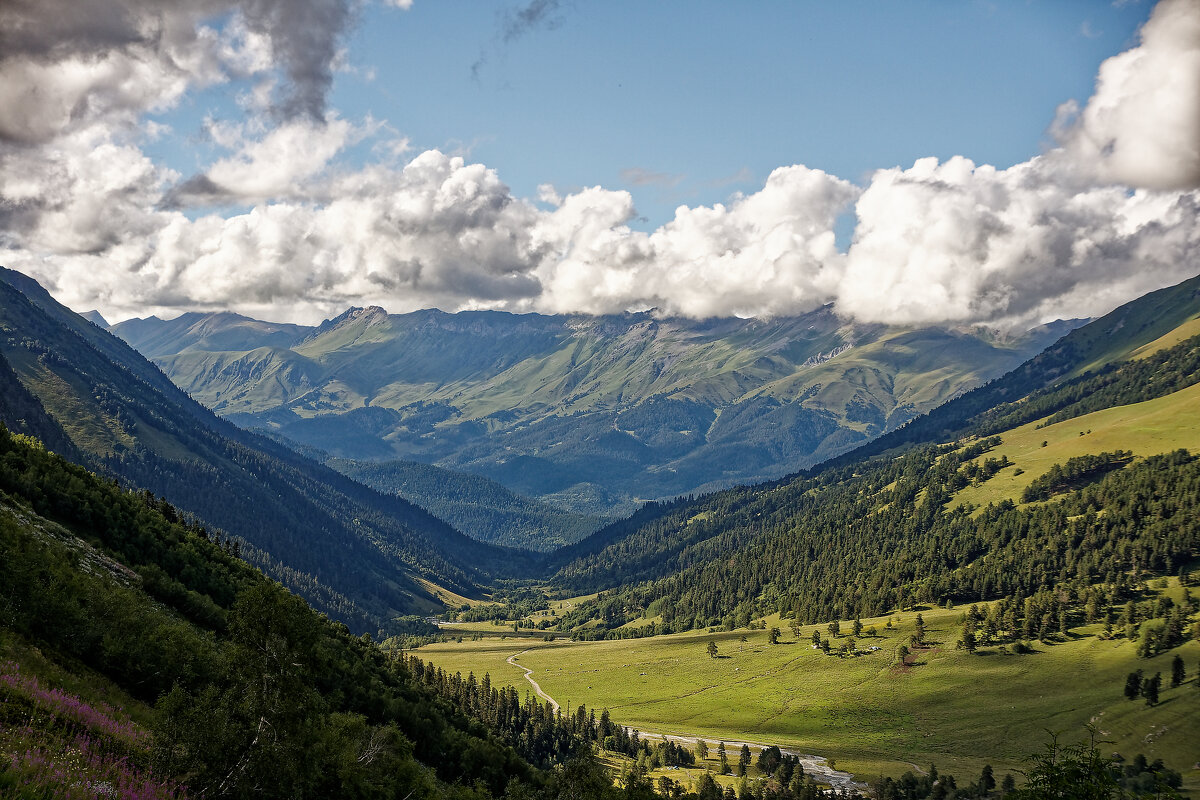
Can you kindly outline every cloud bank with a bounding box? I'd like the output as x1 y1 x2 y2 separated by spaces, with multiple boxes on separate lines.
1 0 1198 329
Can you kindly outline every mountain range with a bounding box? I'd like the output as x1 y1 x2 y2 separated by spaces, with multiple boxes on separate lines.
109 304 1078 516
545 271 1200 627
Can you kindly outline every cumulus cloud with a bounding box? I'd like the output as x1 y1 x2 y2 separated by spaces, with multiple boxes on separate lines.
833 0 1200 328
837 154 1200 328
167 115 359 205
8 150 545 322
2 0 1199 332
1058 0 1200 190
533 166 858 318
0 0 358 145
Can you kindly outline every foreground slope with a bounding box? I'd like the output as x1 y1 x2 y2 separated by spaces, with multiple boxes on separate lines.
0 268 534 633
111 304 1070 514
0 425 584 799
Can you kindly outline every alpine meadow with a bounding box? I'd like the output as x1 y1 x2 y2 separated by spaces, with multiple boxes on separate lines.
1 2 1199 799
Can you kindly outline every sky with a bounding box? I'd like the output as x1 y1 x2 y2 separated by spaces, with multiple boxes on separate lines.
1 0 1199 330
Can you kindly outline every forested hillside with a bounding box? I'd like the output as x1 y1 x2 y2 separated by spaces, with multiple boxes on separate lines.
0 424 612 798
0 269 536 635
330 457 604 550
546 280 1200 637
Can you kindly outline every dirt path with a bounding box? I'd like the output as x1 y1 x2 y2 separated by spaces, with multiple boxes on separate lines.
506 650 560 713
503 649 863 790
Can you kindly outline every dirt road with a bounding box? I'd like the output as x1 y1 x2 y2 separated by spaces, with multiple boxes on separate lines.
502 649 862 790
506 650 561 714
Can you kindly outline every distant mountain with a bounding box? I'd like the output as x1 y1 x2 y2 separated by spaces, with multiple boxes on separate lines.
80 309 108 327
111 304 1077 515
814 271 1200 468
328 456 605 551
0 267 535 634
110 310 308 357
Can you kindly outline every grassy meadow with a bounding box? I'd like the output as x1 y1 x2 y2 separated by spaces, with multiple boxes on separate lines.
417 381 1200 791
414 601 1200 791
951 380 1200 511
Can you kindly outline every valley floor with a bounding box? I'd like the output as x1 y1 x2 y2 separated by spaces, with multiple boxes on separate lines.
414 601 1200 793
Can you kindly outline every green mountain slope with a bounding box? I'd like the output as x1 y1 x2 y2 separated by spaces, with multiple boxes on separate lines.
0 268 536 634
544 273 1200 629
329 457 605 551
0 425 595 799
109 310 308 358
810 271 1200 469
111 303 1073 515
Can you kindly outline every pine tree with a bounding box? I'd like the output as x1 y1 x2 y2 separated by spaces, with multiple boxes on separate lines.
962 621 978 653
1142 672 1161 706
1171 655 1185 687
738 744 751 777
980 764 996 795
1124 670 1143 701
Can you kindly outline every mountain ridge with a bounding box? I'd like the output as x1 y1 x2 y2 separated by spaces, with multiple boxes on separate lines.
110 302 1077 515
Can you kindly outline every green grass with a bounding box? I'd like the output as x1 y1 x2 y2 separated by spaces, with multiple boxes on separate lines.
952 380 1200 510
1059 273 1200 377
414 604 1200 790
1130 314 1200 361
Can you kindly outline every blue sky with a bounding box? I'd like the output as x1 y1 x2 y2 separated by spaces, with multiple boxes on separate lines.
337 1 1152 228
151 1 1154 229
4 0 1198 327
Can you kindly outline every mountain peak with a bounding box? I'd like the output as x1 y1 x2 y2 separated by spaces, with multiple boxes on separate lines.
314 305 387 331
80 310 109 328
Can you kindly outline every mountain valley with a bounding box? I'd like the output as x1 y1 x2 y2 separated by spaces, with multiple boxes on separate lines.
2 267 1199 797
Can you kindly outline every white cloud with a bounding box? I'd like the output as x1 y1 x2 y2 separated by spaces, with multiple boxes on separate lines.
170 115 358 204
837 154 1200 328
2 0 1199 333
532 165 858 318
1059 0 1200 190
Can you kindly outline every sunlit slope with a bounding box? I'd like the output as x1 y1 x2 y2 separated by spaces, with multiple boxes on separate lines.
110 310 307 358
1130 314 1200 360
417 604 1200 788
158 346 325 414
750 327 1047 433
953 380 1200 510
1062 272 1200 376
